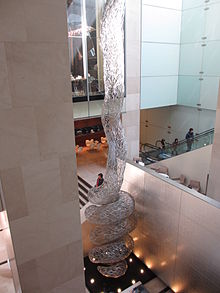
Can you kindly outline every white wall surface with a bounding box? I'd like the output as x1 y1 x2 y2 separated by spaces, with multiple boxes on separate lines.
150 145 212 192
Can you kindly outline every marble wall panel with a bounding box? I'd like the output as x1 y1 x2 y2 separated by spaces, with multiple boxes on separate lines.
34 103 74 160
0 43 12 109
5 43 71 107
59 153 79 202
0 167 28 221
0 0 27 42
21 0 68 42
0 0 84 291
22 158 62 213
0 107 40 169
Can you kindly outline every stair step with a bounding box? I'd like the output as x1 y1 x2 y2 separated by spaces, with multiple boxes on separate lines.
78 182 89 194
79 189 88 202
79 196 87 207
78 175 92 189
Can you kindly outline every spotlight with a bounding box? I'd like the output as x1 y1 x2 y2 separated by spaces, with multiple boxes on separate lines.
131 280 136 285
117 289 122 293
140 269 144 274
90 278 95 284
129 258 133 263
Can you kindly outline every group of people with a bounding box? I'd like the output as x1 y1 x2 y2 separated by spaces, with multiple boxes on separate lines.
159 127 195 155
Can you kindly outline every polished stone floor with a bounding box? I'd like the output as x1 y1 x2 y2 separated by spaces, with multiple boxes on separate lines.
76 146 107 186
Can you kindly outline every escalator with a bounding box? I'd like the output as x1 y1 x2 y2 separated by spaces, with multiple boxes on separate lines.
140 128 214 166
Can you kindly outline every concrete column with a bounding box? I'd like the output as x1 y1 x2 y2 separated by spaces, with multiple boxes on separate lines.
122 0 141 160
0 0 84 292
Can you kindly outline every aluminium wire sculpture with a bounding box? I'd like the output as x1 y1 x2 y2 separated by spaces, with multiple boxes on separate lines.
85 0 136 278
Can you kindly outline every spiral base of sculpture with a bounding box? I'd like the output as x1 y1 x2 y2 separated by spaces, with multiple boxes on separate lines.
85 0 136 278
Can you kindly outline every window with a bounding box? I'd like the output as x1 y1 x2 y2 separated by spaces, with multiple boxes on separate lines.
67 0 106 103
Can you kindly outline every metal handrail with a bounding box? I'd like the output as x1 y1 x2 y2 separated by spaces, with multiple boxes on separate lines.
164 128 214 150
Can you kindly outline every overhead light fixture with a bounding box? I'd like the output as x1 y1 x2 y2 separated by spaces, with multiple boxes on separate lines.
132 280 136 285
117 289 122 293
140 269 144 274
90 278 95 284
129 258 133 263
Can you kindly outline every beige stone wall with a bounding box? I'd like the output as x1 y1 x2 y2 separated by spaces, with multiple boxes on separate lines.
0 0 84 292
122 0 141 160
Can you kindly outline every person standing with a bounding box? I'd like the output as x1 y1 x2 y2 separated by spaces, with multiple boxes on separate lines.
185 128 194 152
172 138 179 155
96 173 104 187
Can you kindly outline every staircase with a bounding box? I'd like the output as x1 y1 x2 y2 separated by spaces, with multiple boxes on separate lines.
78 175 91 209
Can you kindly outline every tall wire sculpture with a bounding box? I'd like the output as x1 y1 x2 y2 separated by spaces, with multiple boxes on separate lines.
85 0 136 278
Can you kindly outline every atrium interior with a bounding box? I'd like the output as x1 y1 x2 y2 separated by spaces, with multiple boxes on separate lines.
1 0 220 293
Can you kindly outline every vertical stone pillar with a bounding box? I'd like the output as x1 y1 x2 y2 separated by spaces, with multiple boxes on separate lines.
0 0 84 292
207 82 220 200
122 0 141 160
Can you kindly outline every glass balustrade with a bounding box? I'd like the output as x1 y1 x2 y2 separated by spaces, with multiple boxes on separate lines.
140 128 214 165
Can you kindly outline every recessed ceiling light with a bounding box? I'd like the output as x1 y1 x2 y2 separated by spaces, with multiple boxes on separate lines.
140 269 144 274
90 278 95 284
129 258 133 262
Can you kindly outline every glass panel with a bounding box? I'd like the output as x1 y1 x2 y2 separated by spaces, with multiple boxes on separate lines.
72 102 89 119
141 129 214 164
179 43 203 75
67 0 88 100
141 76 178 109
177 76 201 107
200 77 219 110
203 40 220 76
142 5 181 43
141 43 180 76
86 0 105 100
142 0 182 10
182 0 204 10
181 7 206 43
89 100 103 117
205 2 220 41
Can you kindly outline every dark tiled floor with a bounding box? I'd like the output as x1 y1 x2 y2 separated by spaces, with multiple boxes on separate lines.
84 253 156 293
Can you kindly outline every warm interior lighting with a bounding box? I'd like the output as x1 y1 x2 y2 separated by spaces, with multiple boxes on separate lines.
136 253 140 258
129 258 133 263
131 280 136 285
90 278 95 284
145 262 152 269
140 269 144 274
161 261 167 267
172 285 182 293
117 289 122 293
133 237 138 242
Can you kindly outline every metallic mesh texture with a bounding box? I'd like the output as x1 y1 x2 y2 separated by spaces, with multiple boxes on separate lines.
97 260 128 278
85 0 136 278
89 235 134 264
90 214 137 245
85 191 135 225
